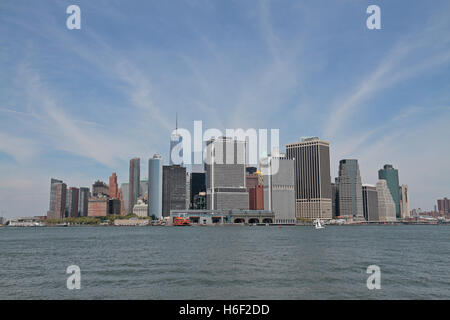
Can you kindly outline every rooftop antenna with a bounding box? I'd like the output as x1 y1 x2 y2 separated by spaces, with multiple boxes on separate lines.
175 112 178 134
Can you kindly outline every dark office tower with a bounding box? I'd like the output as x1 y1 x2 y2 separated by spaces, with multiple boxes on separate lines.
331 181 339 218
109 172 119 199
337 159 364 219
190 172 206 207
48 182 66 219
362 185 379 222
378 164 400 218
205 137 248 211
129 158 140 214
108 199 121 215
162 165 186 217
65 187 79 218
92 180 109 197
48 178 63 218
286 137 332 220
78 187 90 217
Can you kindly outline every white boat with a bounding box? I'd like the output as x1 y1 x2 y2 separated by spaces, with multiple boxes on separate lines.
313 219 324 229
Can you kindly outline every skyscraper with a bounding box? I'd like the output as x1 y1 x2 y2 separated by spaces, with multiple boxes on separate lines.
162 165 186 217
362 185 379 222
120 183 129 213
376 180 396 222
48 181 66 220
336 159 364 219
92 180 109 197
48 178 63 218
65 187 79 218
286 137 332 220
205 137 248 211
109 172 119 199
129 158 140 214
437 197 450 214
190 172 206 209
399 184 410 219
148 154 163 219
186 172 190 209
78 187 90 217
262 154 296 224
331 180 339 218
170 114 183 165
378 164 400 218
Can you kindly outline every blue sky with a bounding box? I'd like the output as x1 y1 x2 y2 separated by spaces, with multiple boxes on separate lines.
0 0 449 217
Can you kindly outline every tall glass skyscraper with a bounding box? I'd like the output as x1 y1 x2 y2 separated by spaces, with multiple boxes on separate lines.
336 159 364 219
378 164 400 219
148 154 163 219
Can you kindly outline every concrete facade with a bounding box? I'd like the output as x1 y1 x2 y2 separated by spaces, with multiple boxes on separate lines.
337 159 364 219
286 137 332 220
262 156 296 224
205 137 248 211
376 180 397 222
362 184 379 222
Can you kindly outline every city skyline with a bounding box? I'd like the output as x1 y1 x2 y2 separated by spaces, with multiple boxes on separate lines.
1 1 450 218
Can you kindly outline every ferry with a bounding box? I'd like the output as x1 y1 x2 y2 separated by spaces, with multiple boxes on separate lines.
173 217 191 226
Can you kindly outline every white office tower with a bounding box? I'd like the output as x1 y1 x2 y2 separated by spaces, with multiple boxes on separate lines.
376 180 397 222
399 184 410 219
261 153 296 224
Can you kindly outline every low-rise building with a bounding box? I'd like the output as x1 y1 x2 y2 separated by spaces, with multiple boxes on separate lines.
133 199 148 217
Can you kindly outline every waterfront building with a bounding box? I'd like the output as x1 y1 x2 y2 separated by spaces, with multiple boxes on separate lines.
437 197 450 214
262 154 296 224
48 178 63 218
190 172 206 208
362 184 379 222
88 196 108 217
133 199 148 217
108 199 121 215
399 184 410 219
47 181 66 220
378 164 401 218
120 183 129 213
129 158 140 214
205 137 248 211
65 187 79 218
109 173 119 199
186 172 190 209
78 187 90 217
336 159 364 219
286 137 332 220
162 165 186 217
92 180 109 197
331 180 339 218
249 185 264 210
376 180 397 222
193 192 207 209
148 154 163 219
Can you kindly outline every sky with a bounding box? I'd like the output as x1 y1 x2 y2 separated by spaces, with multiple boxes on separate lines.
0 0 449 218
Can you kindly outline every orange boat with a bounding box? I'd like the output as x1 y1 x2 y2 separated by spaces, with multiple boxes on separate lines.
173 217 191 226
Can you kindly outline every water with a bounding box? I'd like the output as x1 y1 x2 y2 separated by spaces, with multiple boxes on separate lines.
0 225 449 299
